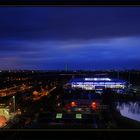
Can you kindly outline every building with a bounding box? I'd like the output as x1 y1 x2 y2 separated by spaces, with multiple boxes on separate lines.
68 74 129 93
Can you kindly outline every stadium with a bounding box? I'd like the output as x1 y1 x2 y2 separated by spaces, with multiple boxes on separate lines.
68 74 129 94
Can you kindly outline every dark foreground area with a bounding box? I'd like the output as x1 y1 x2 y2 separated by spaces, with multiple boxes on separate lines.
0 71 140 132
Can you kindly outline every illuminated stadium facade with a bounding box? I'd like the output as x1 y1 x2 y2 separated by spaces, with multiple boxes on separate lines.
68 74 129 94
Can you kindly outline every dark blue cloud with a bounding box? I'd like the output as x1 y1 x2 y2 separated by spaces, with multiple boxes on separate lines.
0 7 140 70
1 7 140 40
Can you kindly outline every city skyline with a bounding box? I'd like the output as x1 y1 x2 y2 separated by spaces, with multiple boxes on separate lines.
1 7 140 70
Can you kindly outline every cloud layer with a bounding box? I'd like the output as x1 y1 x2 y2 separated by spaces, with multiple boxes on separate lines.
0 7 140 70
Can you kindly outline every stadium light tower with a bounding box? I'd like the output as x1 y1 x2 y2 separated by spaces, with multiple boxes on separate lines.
129 71 131 83
65 64 68 72
117 70 119 79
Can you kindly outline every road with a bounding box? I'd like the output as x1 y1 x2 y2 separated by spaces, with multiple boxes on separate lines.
0 85 32 97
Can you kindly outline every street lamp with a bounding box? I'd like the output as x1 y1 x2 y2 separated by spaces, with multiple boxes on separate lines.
12 96 15 116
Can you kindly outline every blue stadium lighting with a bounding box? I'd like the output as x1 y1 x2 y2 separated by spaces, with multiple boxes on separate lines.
85 78 111 81
68 75 129 94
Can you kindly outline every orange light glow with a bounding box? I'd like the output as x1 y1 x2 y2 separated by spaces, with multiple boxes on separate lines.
91 102 97 109
70 101 77 107
0 116 7 128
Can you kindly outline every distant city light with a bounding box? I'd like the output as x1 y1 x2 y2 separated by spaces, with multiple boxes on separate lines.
70 101 77 107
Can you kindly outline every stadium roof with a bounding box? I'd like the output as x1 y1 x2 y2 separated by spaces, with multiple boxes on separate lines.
69 77 127 83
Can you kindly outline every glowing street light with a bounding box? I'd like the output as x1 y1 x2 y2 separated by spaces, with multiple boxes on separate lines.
12 96 15 116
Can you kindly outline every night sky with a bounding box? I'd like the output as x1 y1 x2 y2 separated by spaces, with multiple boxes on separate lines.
1 7 140 70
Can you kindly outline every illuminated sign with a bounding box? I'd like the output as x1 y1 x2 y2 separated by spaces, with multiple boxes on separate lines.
56 113 62 119
76 114 82 119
